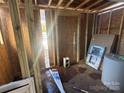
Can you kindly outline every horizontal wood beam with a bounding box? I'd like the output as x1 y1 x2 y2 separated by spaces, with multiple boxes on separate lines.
0 3 96 13
65 0 73 8
75 0 91 10
99 2 124 12
86 0 103 9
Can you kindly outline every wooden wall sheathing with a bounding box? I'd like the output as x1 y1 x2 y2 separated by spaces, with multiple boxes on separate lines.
97 8 124 55
57 16 78 65
99 13 110 34
0 7 21 85
79 14 86 60
110 9 123 35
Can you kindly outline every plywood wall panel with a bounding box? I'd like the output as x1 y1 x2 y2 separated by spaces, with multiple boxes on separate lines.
100 13 110 34
118 19 124 55
79 14 86 60
57 16 78 65
0 7 21 85
110 9 123 35
97 8 124 55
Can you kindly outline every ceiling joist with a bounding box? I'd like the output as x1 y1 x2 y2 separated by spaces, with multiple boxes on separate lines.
65 0 73 8
0 0 122 13
93 2 113 10
57 0 63 7
86 0 103 9
75 0 91 10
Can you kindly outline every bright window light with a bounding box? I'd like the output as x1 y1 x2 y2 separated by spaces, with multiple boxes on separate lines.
40 9 50 68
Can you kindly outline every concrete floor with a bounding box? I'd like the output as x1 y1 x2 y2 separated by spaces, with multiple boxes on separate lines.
41 62 118 93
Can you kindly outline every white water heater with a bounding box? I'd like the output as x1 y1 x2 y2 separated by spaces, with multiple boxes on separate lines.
102 54 124 92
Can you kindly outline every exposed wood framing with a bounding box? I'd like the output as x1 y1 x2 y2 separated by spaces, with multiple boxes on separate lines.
48 0 52 6
55 12 60 66
86 0 103 9
0 3 96 13
85 13 89 59
92 14 96 35
24 0 42 93
57 0 63 7
8 0 30 78
99 2 124 13
94 14 98 34
75 0 90 10
107 11 112 34
65 0 73 8
76 15 80 63
98 5 124 15
116 10 124 53
97 15 101 34
94 2 112 11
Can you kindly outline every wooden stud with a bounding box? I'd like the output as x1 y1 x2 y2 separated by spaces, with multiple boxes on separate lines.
86 0 103 9
48 0 52 6
94 14 98 34
92 14 96 35
54 11 60 66
0 3 96 13
116 10 124 53
8 0 30 78
97 15 101 34
57 0 63 7
65 0 73 8
99 2 124 13
24 0 43 93
85 13 89 59
107 11 112 34
75 0 90 10
76 15 80 63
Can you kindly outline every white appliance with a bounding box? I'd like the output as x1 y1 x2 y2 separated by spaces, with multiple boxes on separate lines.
102 54 124 92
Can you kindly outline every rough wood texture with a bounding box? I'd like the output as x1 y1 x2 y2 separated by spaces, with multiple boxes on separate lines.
24 0 43 93
97 8 124 55
0 45 13 85
0 8 21 85
79 14 86 60
8 0 30 78
57 15 78 65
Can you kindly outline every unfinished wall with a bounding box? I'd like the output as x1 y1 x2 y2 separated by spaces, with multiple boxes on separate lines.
79 14 87 60
96 8 124 55
0 7 21 85
0 6 44 84
57 15 78 65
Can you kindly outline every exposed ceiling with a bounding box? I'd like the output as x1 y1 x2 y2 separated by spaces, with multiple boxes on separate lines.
0 0 124 13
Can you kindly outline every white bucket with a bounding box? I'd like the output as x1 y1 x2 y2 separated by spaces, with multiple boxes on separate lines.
63 57 70 68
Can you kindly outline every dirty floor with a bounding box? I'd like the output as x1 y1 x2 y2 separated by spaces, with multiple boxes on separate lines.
41 62 117 93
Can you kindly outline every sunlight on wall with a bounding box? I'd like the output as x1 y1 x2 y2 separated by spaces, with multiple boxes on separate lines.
0 30 4 45
40 9 50 68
